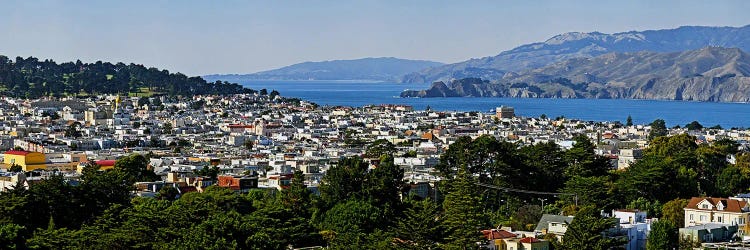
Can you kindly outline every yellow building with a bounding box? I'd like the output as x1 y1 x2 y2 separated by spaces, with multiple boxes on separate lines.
503 237 550 250
3 150 46 171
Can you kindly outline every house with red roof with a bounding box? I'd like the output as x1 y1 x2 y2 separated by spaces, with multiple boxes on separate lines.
683 197 750 237
76 159 117 173
3 150 46 171
480 228 551 250
481 229 516 250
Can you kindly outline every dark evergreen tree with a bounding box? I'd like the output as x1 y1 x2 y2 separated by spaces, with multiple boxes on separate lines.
395 198 444 249
564 134 611 178
113 154 158 185
646 219 678 250
661 199 689 228
281 170 312 217
318 156 368 210
562 206 623 250
625 115 633 126
685 120 703 131
443 165 485 249
648 119 668 140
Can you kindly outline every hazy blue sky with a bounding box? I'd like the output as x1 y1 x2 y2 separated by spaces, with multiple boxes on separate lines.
2 0 750 75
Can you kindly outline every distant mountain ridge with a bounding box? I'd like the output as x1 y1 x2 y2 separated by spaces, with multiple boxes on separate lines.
401 47 750 102
205 57 443 82
401 25 750 83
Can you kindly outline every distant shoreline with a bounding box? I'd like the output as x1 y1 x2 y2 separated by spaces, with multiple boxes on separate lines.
205 78 403 84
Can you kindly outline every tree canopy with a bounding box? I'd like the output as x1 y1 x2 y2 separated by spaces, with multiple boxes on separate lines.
0 133 746 249
0 55 254 98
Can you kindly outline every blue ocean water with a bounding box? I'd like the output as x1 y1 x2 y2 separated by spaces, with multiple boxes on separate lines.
239 80 750 128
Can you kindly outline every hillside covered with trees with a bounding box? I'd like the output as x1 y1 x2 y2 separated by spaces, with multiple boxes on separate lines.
0 56 253 98
0 131 746 249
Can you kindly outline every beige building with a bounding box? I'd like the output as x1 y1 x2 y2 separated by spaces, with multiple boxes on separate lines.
616 148 642 170
684 197 750 236
502 237 550 250
496 106 515 119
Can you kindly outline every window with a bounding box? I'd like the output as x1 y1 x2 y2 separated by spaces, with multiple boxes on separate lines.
718 217 722 222
702 204 710 209
700 215 707 221
690 214 694 221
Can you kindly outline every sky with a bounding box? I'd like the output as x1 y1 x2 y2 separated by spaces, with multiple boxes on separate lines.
2 0 750 76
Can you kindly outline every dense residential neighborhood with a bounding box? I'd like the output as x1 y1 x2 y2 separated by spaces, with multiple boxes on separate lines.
0 92 749 249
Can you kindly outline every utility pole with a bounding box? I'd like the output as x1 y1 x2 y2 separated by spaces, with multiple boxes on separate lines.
538 198 548 210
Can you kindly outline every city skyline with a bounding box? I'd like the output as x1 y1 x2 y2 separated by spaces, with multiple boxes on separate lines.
2 0 750 75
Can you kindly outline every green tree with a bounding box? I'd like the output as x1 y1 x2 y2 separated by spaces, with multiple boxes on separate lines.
562 175 614 209
616 155 699 203
713 138 740 156
402 150 417 157
318 156 368 209
365 139 396 158
0 223 25 249
137 97 149 107
564 135 611 178
365 155 404 215
648 119 668 140
661 199 689 228
64 122 82 138
646 219 678 250
435 136 473 179
281 170 312 217
562 206 623 250
78 162 133 227
679 234 701 249
157 186 180 201
717 165 750 196
625 115 633 126
8 163 22 173
162 122 173 134
436 135 527 192
737 153 750 172
114 154 158 185
194 165 220 179
395 198 444 249
640 132 702 162
520 141 567 192
189 99 205 110
443 166 485 249
319 200 382 248
269 89 280 99
626 197 662 218
685 120 703 131
510 204 542 231
26 226 78 249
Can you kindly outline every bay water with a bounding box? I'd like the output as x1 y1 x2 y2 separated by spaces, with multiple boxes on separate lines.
239 80 750 128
